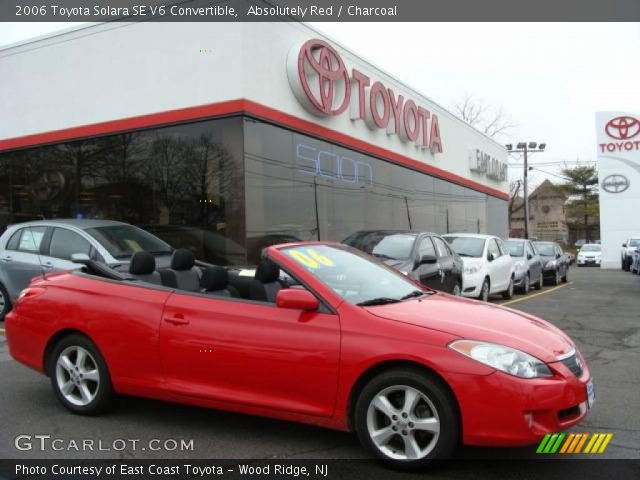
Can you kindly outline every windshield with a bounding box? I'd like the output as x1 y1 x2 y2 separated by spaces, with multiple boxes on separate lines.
85 225 173 260
343 232 416 261
443 236 486 257
629 239 640 247
535 243 556 256
581 245 601 252
283 244 426 305
504 240 525 257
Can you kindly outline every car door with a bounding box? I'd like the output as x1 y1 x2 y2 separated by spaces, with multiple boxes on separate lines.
0 226 48 300
413 236 441 289
42 227 93 273
159 288 340 417
555 244 568 275
526 241 542 279
432 236 456 293
496 239 514 287
486 238 506 292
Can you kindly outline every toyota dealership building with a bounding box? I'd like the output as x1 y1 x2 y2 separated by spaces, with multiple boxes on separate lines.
0 22 508 265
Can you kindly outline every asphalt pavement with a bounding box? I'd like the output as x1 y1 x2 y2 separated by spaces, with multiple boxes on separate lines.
0 266 638 461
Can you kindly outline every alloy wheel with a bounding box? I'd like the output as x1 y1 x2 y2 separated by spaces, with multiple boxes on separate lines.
366 385 441 460
55 346 100 407
452 283 461 296
523 274 530 294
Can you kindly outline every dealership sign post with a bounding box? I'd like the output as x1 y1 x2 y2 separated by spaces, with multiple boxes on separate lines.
595 112 640 268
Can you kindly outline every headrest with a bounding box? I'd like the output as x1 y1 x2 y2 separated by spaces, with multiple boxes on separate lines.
201 267 228 292
255 259 280 283
129 251 156 275
171 248 195 270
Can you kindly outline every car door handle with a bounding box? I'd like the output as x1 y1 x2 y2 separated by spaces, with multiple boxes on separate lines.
42 262 54 270
1 256 11 263
164 313 189 326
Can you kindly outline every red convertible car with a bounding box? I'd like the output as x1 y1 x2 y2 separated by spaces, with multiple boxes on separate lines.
5 242 592 468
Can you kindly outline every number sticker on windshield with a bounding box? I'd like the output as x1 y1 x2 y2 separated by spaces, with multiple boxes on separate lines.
287 248 335 269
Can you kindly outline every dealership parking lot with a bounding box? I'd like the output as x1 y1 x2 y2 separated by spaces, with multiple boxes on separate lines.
0 267 638 461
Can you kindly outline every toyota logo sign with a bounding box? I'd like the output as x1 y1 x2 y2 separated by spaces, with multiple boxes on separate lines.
289 39 350 117
288 39 444 153
601 174 630 194
605 116 640 140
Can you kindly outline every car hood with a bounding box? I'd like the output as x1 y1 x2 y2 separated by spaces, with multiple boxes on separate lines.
365 294 574 362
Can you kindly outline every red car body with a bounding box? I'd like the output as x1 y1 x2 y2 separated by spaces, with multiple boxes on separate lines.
5 242 590 447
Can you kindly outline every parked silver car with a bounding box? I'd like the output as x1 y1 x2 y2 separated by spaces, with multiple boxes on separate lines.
504 238 544 294
0 219 173 319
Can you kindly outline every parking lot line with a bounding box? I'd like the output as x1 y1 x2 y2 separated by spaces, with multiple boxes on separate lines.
498 282 572 306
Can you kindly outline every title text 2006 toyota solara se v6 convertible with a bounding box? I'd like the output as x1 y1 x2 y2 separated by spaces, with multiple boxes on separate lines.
5 242 593 468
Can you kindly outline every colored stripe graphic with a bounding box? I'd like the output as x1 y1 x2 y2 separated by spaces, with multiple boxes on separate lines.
537 433 612 454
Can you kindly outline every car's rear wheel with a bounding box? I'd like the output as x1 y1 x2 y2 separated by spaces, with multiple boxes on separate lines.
48 334 115 415
502 277 514 299
478 278 490 302
0 283 11 321
355 368 459 469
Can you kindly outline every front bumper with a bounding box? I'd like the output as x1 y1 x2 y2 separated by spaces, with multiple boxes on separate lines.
513 269 527 287
461 271 484 298
446 354 592 446
577 257 601 266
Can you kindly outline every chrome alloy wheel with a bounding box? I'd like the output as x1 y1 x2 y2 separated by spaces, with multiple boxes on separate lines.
366 385 441 460
55 346 100 407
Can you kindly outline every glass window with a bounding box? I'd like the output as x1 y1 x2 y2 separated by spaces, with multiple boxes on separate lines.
629 239 640 247
504 240 524 257
49 228 92 260
443 235 486 258
283 244 422 305
432 236 451 258
17 226 46 252
85 224 172 260
488 239 501 259
6 230 21 251
535 243 556 256
418 237 436 258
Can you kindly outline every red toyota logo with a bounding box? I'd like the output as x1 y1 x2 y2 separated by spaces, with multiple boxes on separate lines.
605 116 640 140
297 39 350 116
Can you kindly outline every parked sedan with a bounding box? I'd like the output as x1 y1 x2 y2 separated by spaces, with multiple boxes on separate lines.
0 219 172 319
5 242 592 469
533 241 570 284
504 238 544 294
343 230 463 295
442 234 514 302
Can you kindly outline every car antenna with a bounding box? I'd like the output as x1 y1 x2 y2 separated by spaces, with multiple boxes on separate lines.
27 224 46 280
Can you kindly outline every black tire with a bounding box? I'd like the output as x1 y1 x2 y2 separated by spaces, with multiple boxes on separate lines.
521 273 530 294
47 334 116 415
0 283 12 321
354 368 459 469
551 269 561 286
535 271 543 290
623 259 631 272
502 277 514 299
478 278 490 302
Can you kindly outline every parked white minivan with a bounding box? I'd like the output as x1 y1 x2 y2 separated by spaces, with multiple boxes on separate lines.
443 233 515 302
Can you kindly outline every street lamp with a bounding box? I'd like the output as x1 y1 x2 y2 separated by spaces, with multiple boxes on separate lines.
506 142 547 239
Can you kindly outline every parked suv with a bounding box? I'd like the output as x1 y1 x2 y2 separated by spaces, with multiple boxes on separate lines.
442 233 514 302
576 244 602 267
621 238 640 271
343 230 463 295
0 219 173 320
504 238 544 294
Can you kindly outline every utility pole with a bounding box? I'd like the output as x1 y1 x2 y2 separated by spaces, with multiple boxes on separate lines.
506 142 547 240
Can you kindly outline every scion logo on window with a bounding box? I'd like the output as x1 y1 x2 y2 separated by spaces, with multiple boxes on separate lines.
605 116 640 140
601 174 630 194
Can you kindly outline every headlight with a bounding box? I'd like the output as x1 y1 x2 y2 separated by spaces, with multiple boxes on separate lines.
449 340 553 378
514 260 525 270
545 260 557 268
463 262 481 274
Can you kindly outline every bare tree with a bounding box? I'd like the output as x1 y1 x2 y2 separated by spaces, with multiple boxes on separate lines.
453 94 517 138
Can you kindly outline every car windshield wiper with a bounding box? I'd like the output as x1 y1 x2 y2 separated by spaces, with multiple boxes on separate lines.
372 253 397 260
400 290 430 300
357 297 402 306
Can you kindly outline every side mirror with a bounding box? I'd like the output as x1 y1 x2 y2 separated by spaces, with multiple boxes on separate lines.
527 253 533 260
623 243 627 247
70 253 91 264
488 252 496 262
276 289 319 311
555 253 562 259
417 254 438 266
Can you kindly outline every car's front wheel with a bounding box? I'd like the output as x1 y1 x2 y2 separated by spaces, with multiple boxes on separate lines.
48 334 115 415
535 271 543 290
502 277 514 299
355 368 459 469
452 282 461 296
0 283 11 321
478 278 490 302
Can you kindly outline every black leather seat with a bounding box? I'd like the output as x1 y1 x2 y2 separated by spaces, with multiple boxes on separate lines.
250 259 282 302
200 267 240 298
129 251 162 285
162 248 202 291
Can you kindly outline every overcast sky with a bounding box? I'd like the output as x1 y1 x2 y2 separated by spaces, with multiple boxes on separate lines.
2 22 639 190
